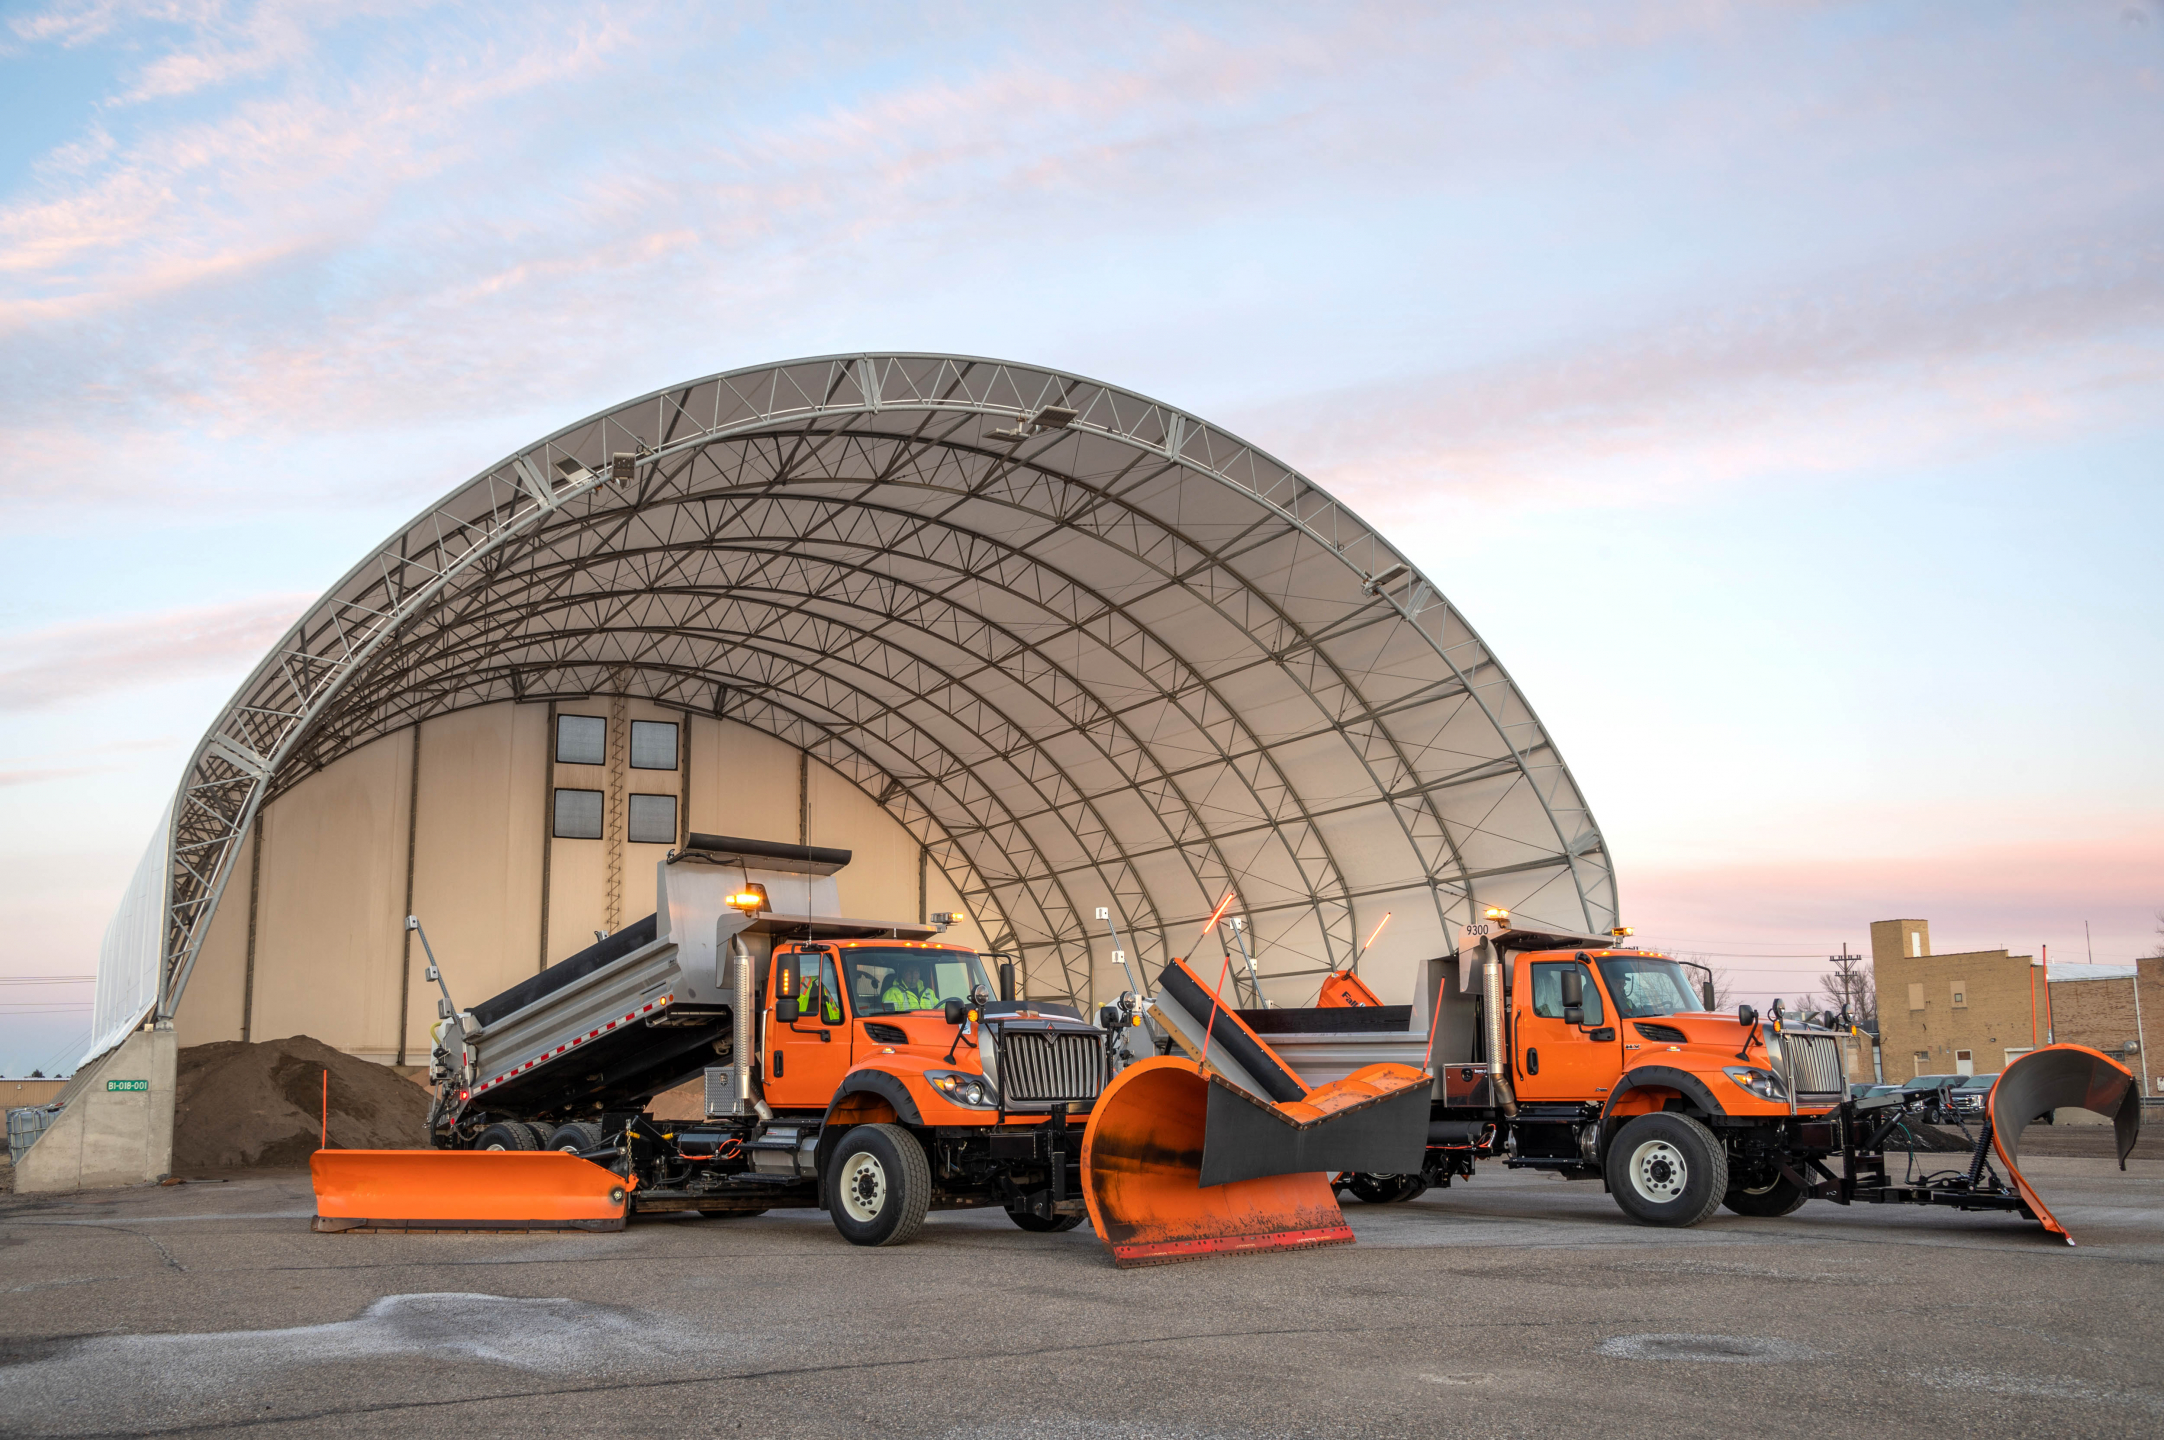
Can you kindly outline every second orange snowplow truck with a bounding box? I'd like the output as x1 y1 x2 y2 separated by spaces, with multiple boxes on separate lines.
1247 915 2140 1242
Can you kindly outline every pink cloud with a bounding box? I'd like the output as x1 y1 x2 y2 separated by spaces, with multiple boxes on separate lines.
0 594 311 710
1626 831 2164 996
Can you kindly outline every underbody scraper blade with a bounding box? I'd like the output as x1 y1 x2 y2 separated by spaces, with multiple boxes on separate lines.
310 1149 634 1233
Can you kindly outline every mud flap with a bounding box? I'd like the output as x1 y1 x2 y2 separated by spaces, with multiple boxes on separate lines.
310 1149 635 1233
1082 1058 1355 1267
1987 1044 2143 1245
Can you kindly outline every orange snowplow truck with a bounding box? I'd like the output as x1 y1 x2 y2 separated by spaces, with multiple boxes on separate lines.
1270 916 2140 1242
315 835 1434 1261
314 835 1110 1245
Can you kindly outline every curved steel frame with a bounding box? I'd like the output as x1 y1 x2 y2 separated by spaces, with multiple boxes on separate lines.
157 354 1615 1016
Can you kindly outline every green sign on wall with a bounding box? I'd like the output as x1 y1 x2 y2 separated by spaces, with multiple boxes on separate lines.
106 1079 149 1092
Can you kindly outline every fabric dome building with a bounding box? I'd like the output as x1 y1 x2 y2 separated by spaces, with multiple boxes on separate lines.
54 354 1616 1188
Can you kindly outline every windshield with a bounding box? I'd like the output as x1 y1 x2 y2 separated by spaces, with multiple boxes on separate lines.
1594 957 1702 1019
842 948 990 1015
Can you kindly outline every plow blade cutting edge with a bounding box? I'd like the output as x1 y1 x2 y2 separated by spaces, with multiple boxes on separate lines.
1081 961 1430 1267
1986 1043 2143 1246
310 1150 634 1233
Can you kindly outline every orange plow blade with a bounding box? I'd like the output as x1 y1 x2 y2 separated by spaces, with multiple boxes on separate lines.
1083 1058 1355 1267
1987 1044 2143 1245
310 1150 635 1233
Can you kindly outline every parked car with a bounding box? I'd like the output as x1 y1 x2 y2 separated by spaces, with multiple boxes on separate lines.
1900 1074 1965 1123
1948 1073 1998 1115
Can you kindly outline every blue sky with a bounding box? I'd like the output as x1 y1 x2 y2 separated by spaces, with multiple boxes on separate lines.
2 1 2159 1071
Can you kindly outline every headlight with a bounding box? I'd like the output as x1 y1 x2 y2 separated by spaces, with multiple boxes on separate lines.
1724 1066 1787 1102
925 1070 997 1108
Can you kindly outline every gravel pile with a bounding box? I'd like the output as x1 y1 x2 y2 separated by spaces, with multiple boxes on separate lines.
174 1035 432 1170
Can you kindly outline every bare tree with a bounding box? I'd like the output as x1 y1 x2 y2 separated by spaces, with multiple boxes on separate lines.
2148 910 2164 959
1820 948 1876 1029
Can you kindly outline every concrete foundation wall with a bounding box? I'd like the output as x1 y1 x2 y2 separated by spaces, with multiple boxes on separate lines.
14 1024 176 1192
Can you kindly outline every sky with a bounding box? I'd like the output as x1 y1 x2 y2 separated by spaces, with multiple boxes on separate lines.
1 1 2159 1072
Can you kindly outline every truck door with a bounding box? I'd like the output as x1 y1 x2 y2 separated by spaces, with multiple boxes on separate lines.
768 948 852 1110
1513 956 1620 1102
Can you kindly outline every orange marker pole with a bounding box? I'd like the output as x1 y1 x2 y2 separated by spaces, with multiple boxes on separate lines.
321 1070 329 1151
1422 977 1447 1074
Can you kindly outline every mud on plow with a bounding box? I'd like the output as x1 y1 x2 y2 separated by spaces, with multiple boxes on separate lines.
312 849 2142 1261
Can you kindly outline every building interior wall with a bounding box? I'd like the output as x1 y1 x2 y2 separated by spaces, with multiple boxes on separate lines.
174 698 999 1066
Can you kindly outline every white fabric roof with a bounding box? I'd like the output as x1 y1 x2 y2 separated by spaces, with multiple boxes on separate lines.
153 354 1615 1011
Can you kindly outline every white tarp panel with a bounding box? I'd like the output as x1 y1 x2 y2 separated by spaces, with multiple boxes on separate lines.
81 800 171 1069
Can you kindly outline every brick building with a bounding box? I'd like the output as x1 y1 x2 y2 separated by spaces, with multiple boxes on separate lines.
2049 959 2162 1096
1870 918 2159 1095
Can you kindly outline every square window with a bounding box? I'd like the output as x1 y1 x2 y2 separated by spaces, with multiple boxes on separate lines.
1907 982 1925 1011
628 792 677 844
553 788 603 839
556 715 606 765
630 720 678 770
1951 980 1967 1009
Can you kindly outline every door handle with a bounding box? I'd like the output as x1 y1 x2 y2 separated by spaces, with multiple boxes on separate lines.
1525 1047 1539 1076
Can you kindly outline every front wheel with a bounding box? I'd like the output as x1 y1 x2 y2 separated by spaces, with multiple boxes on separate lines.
1604 1114 1727 1228
827 1124 931 1247
1722 1171 1809 1217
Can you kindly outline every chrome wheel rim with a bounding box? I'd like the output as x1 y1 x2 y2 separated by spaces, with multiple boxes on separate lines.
1628 1139 1688 1204
839 1151 888 1222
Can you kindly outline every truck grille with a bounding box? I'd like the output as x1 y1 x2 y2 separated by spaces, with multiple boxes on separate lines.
999 1030 1103 1103
1777 1031 1845 1103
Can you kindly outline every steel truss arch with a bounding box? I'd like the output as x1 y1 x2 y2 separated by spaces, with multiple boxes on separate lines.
157 353 1615 1018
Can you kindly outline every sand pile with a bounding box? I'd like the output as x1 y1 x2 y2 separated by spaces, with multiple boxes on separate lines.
174 1035 433 1170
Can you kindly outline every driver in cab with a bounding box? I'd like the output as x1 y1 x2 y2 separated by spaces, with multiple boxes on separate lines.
881 962 939 1012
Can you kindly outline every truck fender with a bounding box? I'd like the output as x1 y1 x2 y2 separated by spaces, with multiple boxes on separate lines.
813 1072 927 1211
1599 1066 1725 1155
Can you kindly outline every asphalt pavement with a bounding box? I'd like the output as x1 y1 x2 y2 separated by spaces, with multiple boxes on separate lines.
1 1154 2158 1439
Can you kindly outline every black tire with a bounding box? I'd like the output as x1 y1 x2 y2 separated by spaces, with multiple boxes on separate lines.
473 1121 537 1151
1723 1171 1809 1217
545 1122 602 1155
827 1123 931 1247
1007 1209 1085 1232
1343 1172 1426 1204
1604 1114 1728 1227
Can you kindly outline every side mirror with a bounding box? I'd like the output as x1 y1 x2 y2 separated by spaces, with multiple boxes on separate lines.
1098 1004 1120 1029
1701 980 1716 1011
1563 1004 1585 1027
775 997 799 1024
1559 969 1584 1007
943 997 968 1025
1736 1004 1758 1029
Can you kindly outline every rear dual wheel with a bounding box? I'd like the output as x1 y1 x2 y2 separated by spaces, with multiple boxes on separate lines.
473 1121 548 1151
1722 1171 1809 1217
545 1122 602 1155
1007 1209 1085 1233
1341 1173 1429 1205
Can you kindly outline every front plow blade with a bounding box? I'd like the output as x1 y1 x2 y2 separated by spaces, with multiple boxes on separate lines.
1083 1057 1354 1268
1988 1044 2142 1245
311 1150 634 1233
